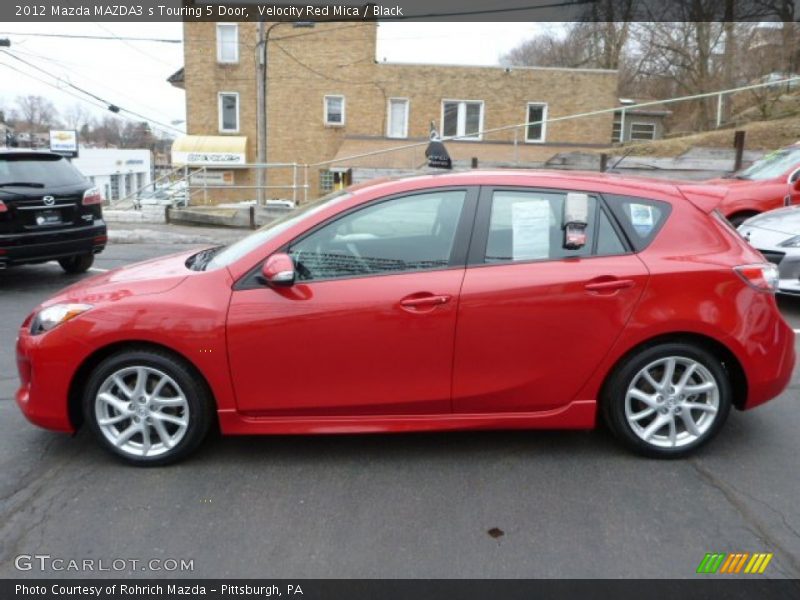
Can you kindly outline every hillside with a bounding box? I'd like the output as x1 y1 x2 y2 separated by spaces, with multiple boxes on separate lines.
602 115 800 158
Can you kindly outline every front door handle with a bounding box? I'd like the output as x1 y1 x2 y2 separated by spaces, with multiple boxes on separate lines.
399 293 452 311
585 278 635 294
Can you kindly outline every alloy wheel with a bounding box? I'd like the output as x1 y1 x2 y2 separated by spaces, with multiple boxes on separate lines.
94 366 190 458
624 356 719 449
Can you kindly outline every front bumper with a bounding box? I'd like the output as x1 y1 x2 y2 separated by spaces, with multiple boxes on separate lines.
0 221 106 268
15 323 85 432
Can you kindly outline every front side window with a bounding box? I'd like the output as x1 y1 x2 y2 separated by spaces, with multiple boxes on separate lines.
216 24 239 63
525 103 548 143
324 95 345 126
218 92 239 132
290 190 466 281
485 190 597 263
442 100 483 140
387 98 409 138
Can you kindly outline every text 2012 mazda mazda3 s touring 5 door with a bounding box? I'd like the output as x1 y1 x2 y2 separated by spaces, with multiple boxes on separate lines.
15 171 795 465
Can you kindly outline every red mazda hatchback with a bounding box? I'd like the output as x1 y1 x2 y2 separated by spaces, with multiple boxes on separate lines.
15 171 795 465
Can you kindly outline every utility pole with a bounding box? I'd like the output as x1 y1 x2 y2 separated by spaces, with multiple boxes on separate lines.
255 22 314 204
255 22 266 204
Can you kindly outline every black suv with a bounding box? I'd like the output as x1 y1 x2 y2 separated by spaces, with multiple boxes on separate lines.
0 151 106 273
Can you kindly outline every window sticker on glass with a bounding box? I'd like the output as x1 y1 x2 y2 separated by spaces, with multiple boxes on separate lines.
629 203 655 237
512 200 551 260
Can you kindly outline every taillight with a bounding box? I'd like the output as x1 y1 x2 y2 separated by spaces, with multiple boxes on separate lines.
734 263 779 292
0 200 7 213
82 187 103 206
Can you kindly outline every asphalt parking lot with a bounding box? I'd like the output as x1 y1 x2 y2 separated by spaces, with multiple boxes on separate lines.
1 233 800 579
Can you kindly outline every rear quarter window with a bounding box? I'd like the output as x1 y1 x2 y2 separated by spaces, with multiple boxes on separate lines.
604 194 672 251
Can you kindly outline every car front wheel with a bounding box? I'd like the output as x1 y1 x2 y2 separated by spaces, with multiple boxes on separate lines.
602 343 732 458
84 349 213 466
58 254 94 274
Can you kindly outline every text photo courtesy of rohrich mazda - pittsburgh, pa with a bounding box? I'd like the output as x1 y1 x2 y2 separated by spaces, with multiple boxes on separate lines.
2 2 800 599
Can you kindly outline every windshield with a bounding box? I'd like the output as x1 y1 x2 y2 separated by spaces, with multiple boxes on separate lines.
736 147 800 181
203 190 352 271
0 153 87 187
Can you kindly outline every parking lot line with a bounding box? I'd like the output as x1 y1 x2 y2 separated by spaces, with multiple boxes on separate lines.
88 267 109 273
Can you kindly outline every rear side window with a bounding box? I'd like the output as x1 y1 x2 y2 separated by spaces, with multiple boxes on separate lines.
0 154 86 187
604 194 671 251
485 190 596 262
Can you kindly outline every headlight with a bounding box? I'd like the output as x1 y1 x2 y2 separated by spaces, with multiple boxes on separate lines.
778 236 800 248
31 303 93 335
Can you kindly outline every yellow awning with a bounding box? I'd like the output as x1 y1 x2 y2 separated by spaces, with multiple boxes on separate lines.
171 135 248 167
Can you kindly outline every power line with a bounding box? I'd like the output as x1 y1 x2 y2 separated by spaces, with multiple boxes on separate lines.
1 50 184 135
94 23 177 68
8 47 179 118
0 31 180 43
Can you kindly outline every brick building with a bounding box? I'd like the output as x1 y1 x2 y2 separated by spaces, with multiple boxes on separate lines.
170 22 619 203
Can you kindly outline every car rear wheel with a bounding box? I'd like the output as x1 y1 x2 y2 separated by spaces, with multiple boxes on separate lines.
58 254 94 274
83 349 213 466
602 343 732 458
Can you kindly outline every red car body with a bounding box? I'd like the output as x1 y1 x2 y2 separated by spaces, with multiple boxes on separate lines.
15 171 795 441
707 144 800 223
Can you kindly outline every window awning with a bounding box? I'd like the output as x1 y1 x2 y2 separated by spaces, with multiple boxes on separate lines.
171 135 247 167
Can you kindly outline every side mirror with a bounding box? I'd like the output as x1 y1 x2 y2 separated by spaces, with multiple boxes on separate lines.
563 192 589 250
260 253 296 287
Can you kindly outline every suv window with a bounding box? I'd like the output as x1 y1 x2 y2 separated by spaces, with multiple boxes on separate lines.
290 190 466 281
604 194 671 251
485 190 597 263
0 154 86 187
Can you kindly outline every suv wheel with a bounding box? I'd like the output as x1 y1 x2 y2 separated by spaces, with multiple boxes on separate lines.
84 349 214 466
602 343 732 458
58 254 94 274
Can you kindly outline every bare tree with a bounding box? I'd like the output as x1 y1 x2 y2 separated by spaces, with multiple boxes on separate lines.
15 95 58 134
63 103 92 132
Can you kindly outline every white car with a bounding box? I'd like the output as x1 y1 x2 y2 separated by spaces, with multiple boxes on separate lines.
738 207 800 294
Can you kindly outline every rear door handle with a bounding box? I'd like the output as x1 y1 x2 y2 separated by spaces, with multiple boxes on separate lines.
585 279 635 293
399 294 452 311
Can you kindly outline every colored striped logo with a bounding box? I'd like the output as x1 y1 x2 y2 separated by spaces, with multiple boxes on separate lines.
696 552 773 574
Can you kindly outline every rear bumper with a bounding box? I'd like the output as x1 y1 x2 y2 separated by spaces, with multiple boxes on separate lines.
0 221 106 267
741 312 795 410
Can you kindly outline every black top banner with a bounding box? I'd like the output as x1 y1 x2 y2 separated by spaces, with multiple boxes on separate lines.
2 0 798 22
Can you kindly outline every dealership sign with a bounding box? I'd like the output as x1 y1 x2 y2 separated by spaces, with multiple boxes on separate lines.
189 170 235 186
172 151 246 166
49 130 78 158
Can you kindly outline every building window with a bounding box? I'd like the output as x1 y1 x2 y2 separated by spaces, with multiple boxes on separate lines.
525 102 548 143
442 100 483 140
319 170 335 194
218 92 239 133
324 95 345 126
387 98 409 139
630 122 656 141
109 174 120 201
612 121 622 142
216 24 238 63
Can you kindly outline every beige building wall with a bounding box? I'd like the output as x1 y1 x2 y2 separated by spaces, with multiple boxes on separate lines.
180 22 618 203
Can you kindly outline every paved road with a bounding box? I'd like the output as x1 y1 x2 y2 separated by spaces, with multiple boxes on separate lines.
1 236 799 579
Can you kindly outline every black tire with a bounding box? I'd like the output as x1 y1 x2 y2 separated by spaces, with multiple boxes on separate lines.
58 254 94 274
601 342 732 458
728 212 758 228
83 348 214 466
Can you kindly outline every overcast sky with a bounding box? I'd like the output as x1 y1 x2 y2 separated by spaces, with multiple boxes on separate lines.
0 22 547 137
